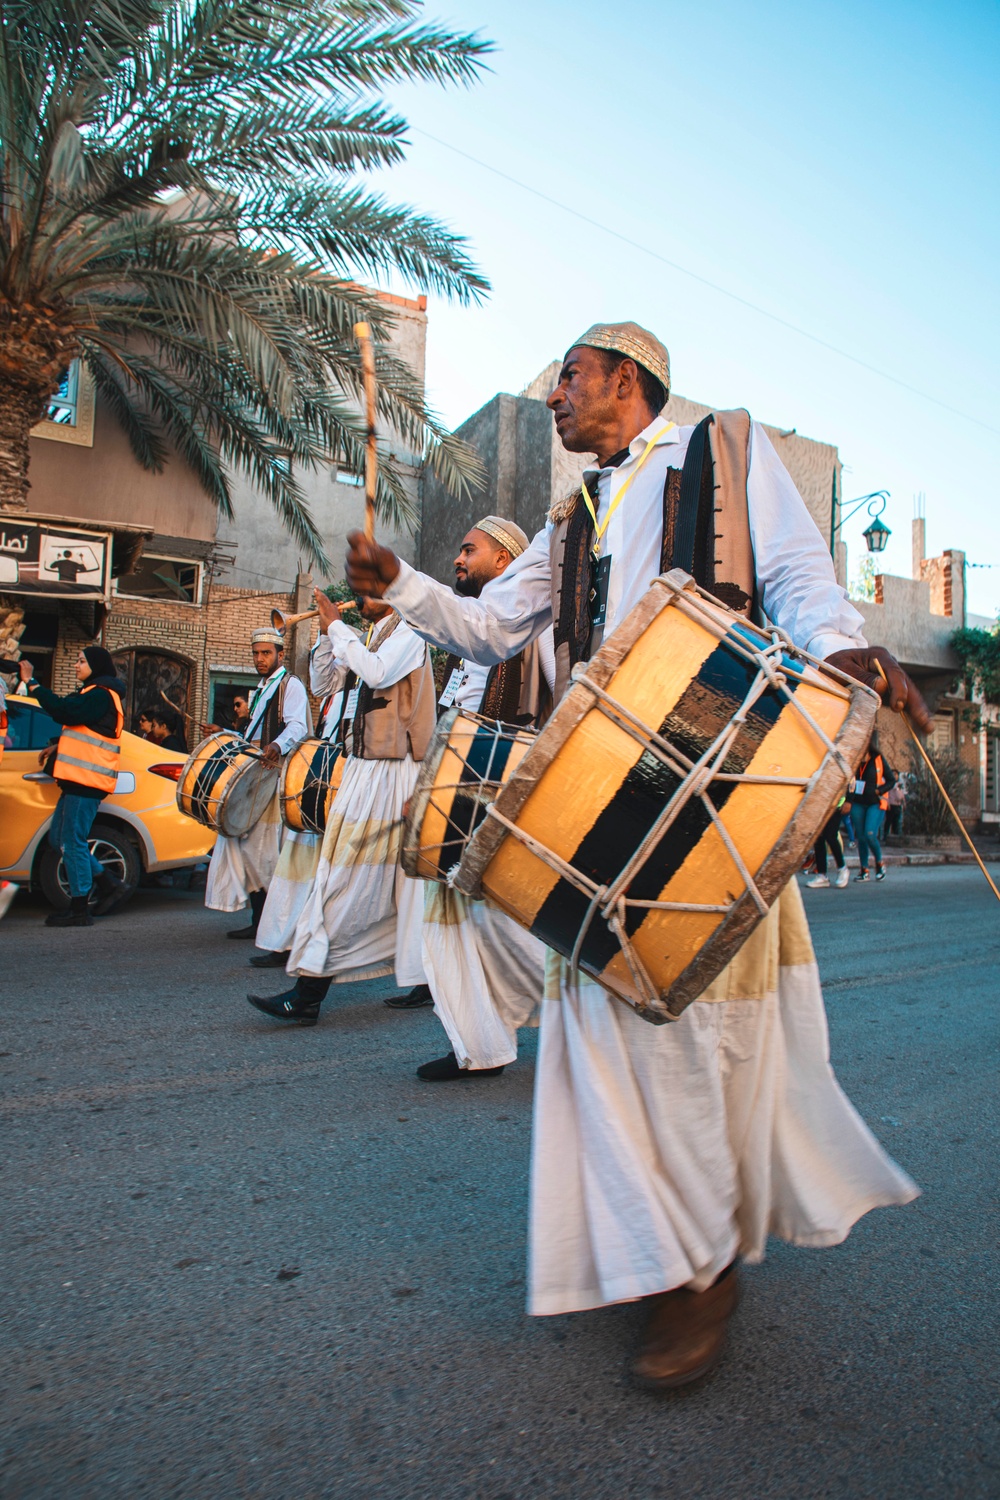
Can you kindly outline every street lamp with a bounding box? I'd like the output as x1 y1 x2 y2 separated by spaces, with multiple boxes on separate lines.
833 490 891 554
862 514 891 553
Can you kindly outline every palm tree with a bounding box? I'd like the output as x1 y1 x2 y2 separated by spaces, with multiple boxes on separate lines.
0 0 491 566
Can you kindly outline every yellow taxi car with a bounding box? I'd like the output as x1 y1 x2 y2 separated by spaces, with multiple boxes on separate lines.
1 693 214 909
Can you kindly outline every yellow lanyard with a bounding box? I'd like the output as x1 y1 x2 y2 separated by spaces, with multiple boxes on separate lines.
580 424 676 558
364 622 375 647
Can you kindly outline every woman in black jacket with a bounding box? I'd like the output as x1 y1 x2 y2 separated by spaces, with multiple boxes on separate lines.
21 645 129 926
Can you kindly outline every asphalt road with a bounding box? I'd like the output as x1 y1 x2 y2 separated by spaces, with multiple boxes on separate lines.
1 867 997 1500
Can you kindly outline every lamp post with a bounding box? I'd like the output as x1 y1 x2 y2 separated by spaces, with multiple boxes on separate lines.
833 490 892 553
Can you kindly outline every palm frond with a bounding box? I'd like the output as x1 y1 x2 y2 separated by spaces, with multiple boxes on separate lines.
0 0 493 547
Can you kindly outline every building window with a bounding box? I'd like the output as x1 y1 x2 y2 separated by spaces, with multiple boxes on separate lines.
210 674 258 732
927 712 955 755
986 731 1000 815
116 554 202 605
31 359 96 447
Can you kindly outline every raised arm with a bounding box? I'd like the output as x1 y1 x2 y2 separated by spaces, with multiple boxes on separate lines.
345 528 553 665
329 618 426 688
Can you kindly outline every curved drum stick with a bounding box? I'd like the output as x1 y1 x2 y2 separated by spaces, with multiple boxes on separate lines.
354 321 378 543
874 661 1000 904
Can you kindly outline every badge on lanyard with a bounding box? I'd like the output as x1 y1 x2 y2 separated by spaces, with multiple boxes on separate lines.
438 665 467 709
589 554 612 628
344 687 360 723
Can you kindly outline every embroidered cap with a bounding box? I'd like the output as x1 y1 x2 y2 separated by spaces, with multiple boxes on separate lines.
250 626 285 647
475 515 530 558
567 321 670 400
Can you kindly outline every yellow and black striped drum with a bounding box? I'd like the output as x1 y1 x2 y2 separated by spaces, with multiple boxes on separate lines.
402 710 537 882
455 569 878 1024
280 737 344 834
176 731 279 838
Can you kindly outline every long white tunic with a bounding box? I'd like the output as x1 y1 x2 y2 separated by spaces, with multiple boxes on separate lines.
287 618 429 985
205 670 310 912
416 614 555 1069
384 416 918 1313
254 636 350 953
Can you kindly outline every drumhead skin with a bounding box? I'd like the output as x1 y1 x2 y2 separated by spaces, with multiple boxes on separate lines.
280 738 343 834
177 731 277 838
456 570 877 1022
402 709 536 881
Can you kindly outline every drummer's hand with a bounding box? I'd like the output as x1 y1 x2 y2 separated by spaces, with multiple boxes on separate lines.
19 659 33 683
260 741 282 767
314 588 340 631
345 530 400 598
824 646 932 733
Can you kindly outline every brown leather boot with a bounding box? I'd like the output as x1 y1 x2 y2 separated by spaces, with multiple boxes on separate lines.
631 1261 740 1390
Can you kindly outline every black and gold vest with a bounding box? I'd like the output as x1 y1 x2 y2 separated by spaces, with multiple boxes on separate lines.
548 410 756 701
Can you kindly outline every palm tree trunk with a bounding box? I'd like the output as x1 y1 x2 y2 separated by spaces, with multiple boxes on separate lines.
0 378 42 511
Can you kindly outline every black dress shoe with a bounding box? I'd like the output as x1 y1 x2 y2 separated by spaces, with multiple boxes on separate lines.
416 1050 505 1081
228 923 259 940
247 987 321 1026
249 950 291 968
383 984 434 1010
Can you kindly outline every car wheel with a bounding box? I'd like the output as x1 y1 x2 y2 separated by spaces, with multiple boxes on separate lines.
38 822 142 911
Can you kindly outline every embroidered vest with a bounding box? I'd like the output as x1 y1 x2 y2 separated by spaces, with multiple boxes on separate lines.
346 614 437 762
548 410 756 701
479 638 552 727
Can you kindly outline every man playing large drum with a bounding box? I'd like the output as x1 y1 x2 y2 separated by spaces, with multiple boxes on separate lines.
205 625 310 940
345 321 930 1389
407 515 555 1080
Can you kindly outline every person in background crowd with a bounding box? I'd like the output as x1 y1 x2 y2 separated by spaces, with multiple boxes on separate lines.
147 705 187 754
231 692 250 733
19 646 129 926
886 772 907 836
805 800 850 888
0 659 19 916
849 736 894 882
136 707 155 739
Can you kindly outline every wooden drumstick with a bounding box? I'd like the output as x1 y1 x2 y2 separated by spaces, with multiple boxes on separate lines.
873 660 1000 904
159 687 198 725
354 321 378 543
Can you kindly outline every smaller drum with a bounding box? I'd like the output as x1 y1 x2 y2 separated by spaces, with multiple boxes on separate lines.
402 709 537 882
280 737 344 834
176 731 279 839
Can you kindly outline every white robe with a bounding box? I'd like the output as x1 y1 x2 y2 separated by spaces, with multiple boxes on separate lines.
286 617 429 986
255 638 350 953
410 614 555 1068
384 420 919 1313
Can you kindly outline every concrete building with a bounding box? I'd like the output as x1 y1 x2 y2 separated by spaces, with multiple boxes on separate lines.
849 522 998 827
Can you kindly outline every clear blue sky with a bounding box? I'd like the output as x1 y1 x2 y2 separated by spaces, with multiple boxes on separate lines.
371 0 1000 617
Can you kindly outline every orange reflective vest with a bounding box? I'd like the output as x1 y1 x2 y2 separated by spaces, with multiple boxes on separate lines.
53 685 124 794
